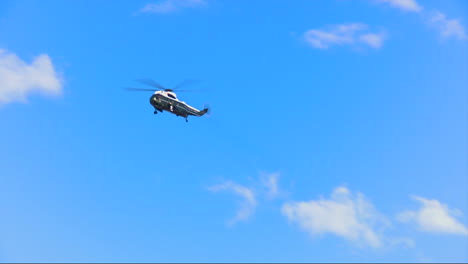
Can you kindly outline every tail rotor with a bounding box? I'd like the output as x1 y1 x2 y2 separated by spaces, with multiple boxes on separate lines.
202 104 212 117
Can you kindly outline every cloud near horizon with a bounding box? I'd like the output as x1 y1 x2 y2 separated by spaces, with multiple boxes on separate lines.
0 49 62 104
282 186 389 248
140 0 206 14
303 23 386 50
397 196 468 236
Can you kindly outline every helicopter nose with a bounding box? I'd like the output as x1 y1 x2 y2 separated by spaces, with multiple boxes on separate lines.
149 94 157 105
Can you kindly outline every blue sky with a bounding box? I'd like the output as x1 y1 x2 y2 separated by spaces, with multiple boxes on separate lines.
0 0 467 262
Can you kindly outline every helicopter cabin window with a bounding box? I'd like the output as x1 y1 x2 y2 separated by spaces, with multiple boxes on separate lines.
167 93 176 99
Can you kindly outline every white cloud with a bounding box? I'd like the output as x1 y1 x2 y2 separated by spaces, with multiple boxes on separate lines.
371 1 467 42
359 33 386 48
397 196 468 235
429 11 467 40
261 172 280 199
208 172 283 225
303 23 386 49
388 237 415 248
208 181 257 225
375 0 422 12
282 186 389 248
0 49 62 104
140 0 206 14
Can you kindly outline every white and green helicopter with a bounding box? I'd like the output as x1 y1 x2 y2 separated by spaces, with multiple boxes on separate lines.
126 79 209 122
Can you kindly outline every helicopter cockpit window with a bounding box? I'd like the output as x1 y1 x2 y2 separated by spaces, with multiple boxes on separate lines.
167 94 176 99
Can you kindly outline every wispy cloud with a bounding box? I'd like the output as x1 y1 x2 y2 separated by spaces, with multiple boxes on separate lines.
375 0 422 12
208 172 283 225
140 0 206 14
303 23 386 50
371 0 467 42
429 11 467 40
397 196 468 236
208 181 257 225
359 33 386 48
0 49 62 104
260 172 280 199
282 186 389 248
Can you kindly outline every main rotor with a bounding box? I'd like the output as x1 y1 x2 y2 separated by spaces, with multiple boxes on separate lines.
125 79 200 93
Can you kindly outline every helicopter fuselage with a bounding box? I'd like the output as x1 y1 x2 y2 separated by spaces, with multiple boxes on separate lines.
149 90 208 122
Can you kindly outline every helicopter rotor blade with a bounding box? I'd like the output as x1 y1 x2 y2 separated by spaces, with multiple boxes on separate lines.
172 88 209 93
124 87 158 92
135 79 167 90
173 79 200 91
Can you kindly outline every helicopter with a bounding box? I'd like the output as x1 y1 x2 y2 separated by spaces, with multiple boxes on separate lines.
126 79 210 122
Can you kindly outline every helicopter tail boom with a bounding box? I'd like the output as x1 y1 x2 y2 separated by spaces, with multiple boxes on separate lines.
198 108 209 116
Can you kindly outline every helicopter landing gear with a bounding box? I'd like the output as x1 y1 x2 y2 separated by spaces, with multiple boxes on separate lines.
154 110 158 114
185 117 188 122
